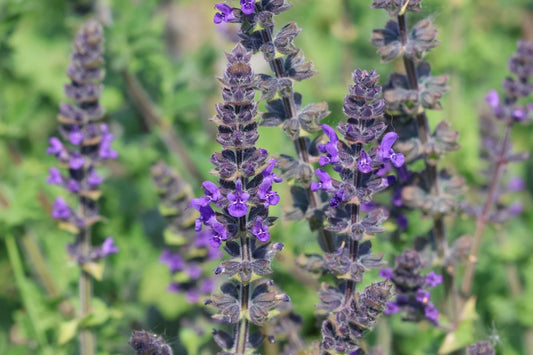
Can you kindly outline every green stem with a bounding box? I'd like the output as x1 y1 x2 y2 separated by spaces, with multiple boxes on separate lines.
79 226 95 355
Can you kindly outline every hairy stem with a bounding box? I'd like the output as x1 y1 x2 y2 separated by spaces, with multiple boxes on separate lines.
260 27 336 253
235 148 251 355
461 124 511 300
397 13 457 319
344 143 362 305
121 70 204 183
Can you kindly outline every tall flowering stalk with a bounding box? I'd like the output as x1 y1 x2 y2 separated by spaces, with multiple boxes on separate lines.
370 0 462 321
461 40 533 300
191 44 288 354
313 69 403 354
214 0 335 252
46 20 118 355
152 162 220 303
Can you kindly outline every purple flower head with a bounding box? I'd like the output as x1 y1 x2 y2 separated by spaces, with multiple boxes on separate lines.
227 179 249 217
67 179 80 193
214 3 235 24
187 264 203 280
69 125 84 145
384 301 400 315
485 90 500 111
425 271 443 287
329 188 346 208
190 197 216 231
263 159 282 183
357 149 373 173
159 249 184 273
416 289 431 304
202 181 222 204
252 217 270 242
508 177 525 192
379 132 405 167
47 137 64 155
47 168 63 185
207 220 228 248
87 169 103 187
318 124 340 166
424 304 439 322
69 152 85 170
101 237 119 256
378 267 393 279
258 182 280 207
200 278 216 294
240 0 255 14
52 197 71 220
311 169 334 192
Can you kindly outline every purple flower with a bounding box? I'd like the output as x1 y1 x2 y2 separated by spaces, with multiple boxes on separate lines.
240 0 255 14
425 271 443 287
384 301 400 315
508 201 523 216
101 237 119 256
252 217 270 242
52 197 71 219
329 188 346 208
208 220 228 248
186 289 200 303
67 179 80 193
485 90 500 110
318 124 340 166
379 132 404 167
69 126 84 145
200 278 216 294
47 168 63 185
190 197 216 230
202 181 222 204
47 137 64 155
311 169 334 192
508 177 525 192
186 264 203 279
69 152 85 170
167 283 180 293
227 180 249 217
357 149 373 173
87 169 103 187
159 249 184 273
424 304 439 322
378 267 393 279
416 289 431 304
214 3 235 24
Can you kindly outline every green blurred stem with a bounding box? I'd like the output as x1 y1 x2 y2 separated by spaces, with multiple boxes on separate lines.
460 124 511 301
260 26 336 253
121 70 204 183
397 13 457 322
5 234 49 350
79 226 95 355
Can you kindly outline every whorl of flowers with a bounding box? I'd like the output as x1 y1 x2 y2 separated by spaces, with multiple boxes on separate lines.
312 69 403 354
152 162 221 304
46 20 118 264
379 250 442 324
191 44 288 354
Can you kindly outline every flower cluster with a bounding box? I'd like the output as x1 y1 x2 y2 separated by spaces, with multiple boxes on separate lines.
214 1 256 24
379 249 442 324
129 330 173 355
151 162 220 303
47 20 118 265
193 44 288 353
311 68 402 354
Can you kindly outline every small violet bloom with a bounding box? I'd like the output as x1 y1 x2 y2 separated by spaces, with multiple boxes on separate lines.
311 169 334 192
384 301 400 315
47 137 63 155
378 267 393 279
416 289 431 304
379 132 405 167
47 167 63 185
252 217 270 242
69 126 84 145
159 249 185 273
202 181 222 204
357 149 373 173
69 152 85 170
318 124 340 166
101 237 119 256
425 271 443 287
240 0 255 14
52 197 71 220
214 3 235 24
424 304 439 322
227 180 249 217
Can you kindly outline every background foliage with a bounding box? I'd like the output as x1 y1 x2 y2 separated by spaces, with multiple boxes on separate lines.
1 0 532 354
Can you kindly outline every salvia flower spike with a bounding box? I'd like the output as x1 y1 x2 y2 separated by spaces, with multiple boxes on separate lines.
192 44 288 354
46 20 116 355
313 68 402 354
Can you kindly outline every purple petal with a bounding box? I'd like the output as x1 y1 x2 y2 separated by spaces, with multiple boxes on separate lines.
47 168 63 185
321 124 338 143
378 268 393 279
379 132 399 159
416 289 431 303
101 237 119 256
357 149 372 173
485 90 499 110
52 197 71 219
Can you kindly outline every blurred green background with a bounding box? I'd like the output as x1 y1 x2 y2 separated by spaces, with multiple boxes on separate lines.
1 0 533 354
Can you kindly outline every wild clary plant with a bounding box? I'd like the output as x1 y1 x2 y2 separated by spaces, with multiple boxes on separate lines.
46 20 118 355
192 44 289 354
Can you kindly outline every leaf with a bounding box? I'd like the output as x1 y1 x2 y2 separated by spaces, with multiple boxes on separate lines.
82 261 104 281
58 319 78 345
438 297 477 354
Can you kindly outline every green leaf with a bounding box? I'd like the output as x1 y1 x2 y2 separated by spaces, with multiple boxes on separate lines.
58 319 78 345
